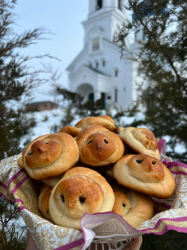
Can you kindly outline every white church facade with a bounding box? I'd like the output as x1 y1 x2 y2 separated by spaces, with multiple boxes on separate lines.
66 0 141 109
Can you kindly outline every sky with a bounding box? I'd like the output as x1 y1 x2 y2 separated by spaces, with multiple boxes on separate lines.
14 0 89 102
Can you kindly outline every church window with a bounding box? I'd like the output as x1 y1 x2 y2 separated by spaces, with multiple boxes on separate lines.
115 89 118 103
102 60 105 67
96 0 102 10
115 69 118 77
92 38 100 52
89 62 92 68
118 0 122 10
96 61 99 69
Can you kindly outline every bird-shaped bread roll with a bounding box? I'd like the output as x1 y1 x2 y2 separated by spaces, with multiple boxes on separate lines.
18 134 51 169
38 185 53 222
74 116 116 132
76 125 124 166
113 154 175 199
119 127 160 159
59 126 81 137
49 167 115 230
42 173 64 188
112 188 153 228
22 132 79 180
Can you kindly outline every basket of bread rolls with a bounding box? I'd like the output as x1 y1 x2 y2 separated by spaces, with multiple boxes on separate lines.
1 115 187 250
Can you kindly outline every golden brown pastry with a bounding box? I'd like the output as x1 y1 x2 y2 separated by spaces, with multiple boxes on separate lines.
76 125 124 167
22 132 79 180
38 185 53 222
59 126 81 137
18 134 51 169
113 154 175 199
74 116 116 132
119 127 160 159
116 127 125 134
49 167 115 230
112 188 153 228
42 173 64 188
105 165 114 178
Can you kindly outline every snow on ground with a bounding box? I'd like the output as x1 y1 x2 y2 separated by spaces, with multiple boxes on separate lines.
22 107 185 157
28 108 145 141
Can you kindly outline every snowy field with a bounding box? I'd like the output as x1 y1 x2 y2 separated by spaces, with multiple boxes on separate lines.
28 108 145 141
28 108 184 155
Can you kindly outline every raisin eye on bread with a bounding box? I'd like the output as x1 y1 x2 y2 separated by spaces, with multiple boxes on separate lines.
112 188 153 228
77 125 124 167
113 154 175 199
22 132 79 180
49 167 115 230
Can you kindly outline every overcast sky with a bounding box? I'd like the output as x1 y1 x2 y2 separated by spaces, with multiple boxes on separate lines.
14 0 88 102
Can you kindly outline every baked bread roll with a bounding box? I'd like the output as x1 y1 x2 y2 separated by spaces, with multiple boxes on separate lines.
76 125 124 166
119 127 160 159
38 185 53 222
113 154 175 199
59 126 81 137
112 188 153 228
49 167 115 230
18 134 51 169
74 116 116 132
105 165 114 178
42 173 64 188
22 132 79 180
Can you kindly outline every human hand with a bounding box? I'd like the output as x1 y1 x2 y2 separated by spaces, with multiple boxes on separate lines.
26 230 38 250
122 236 142 250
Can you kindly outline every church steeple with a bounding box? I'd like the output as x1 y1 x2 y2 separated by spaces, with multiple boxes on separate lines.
83 0 127 46
67 0 134 110
89 0 125 16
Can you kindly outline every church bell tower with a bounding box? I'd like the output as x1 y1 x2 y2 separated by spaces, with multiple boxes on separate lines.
67 0 134 109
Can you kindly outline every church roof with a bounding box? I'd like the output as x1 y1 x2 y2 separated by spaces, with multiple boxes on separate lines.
84 65 110 77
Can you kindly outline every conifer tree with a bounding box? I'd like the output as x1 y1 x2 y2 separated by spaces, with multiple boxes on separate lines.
114 0 187 162
0 0 55 247
114 0 187 248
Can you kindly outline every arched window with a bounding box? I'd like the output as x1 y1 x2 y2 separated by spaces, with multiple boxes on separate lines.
92 38 100 52
102 60 105 67
115 69 118 77
96 61 99 69
96 0 102 10
118 0 122 10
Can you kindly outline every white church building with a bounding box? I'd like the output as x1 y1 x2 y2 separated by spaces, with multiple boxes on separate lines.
66 0 142 109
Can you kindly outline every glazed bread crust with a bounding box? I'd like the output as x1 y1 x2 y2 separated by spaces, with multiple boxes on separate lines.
42 173 64 188
22 132 79 180
38 185 53 222
49 167 115 230
112 188 153 228
20 134 51 169
113 154 175 199
119 127 160 159
74 116 116 132
59 126 81 137
76 125 124 166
